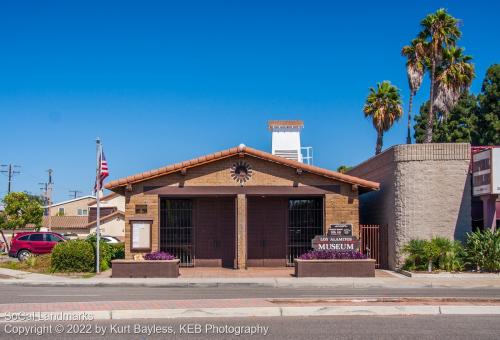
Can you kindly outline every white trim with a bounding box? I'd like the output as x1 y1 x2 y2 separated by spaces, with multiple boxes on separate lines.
44 195 95 208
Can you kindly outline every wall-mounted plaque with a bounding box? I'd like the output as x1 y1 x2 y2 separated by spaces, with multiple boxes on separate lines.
131 221 152 251
328 224 353 237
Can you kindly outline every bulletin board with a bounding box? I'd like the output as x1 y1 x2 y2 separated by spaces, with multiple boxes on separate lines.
130 220 152 251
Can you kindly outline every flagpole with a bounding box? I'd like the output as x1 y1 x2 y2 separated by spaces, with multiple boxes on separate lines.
95 138 101 274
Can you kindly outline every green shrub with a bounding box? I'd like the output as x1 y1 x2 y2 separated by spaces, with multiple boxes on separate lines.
464 229 500 272
85 234 117 270
441 240 465 272
51 240 94 272
402 237 464 272
428 237 452 271
110 243 125 260
88 240 113 271
402 239 428 271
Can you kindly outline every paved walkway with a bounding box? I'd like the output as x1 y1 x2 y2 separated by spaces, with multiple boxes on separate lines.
0 267 498 289
178 267 395 278
1 297 499 320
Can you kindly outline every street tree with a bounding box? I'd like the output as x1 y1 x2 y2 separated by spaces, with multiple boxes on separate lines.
363 81 403 155
0 192 44 238
414 94 478 144
401 38 426 144
418 8 462 143
476 64 500 145
434 46 475 119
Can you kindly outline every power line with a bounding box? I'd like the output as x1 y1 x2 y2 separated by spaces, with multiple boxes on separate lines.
69 190 82 199
0 164 21 193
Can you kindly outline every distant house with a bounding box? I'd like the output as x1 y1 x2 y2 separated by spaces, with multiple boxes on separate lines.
18 192 125 240
45 195 95 217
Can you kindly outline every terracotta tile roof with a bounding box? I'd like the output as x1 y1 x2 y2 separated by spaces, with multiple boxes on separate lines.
85 210 125 228
105 145 379 191
38 216 89 230
268 120 304 129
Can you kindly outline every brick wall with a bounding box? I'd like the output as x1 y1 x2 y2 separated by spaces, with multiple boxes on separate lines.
349 143 472 269
124 193 159 259
123 154 363 260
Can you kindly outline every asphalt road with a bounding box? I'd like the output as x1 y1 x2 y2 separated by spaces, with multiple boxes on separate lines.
1 316 499 339
1 286 499 303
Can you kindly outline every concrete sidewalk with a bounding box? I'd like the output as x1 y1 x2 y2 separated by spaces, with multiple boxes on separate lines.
0 267 498 289
1 297 499 321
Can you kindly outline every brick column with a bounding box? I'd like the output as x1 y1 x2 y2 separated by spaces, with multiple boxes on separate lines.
236 194 247 269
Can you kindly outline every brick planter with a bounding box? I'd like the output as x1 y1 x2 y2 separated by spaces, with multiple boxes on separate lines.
111 259 180 278
294 259 375 277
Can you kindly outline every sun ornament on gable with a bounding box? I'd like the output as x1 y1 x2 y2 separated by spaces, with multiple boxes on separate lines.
230 161 253 185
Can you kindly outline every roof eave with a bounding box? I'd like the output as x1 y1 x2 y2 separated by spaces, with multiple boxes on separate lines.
105 146 380 192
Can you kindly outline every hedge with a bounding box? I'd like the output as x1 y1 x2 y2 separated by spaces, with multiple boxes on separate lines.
51 240 94 272
51 239 125 272
110 243 125 260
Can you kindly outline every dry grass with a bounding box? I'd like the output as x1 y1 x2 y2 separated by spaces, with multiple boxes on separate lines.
0 255 94 278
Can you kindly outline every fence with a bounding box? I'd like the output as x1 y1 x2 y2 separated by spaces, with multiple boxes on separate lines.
360 224 382 268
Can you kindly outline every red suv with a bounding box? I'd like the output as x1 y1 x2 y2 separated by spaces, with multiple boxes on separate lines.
9 232 66 261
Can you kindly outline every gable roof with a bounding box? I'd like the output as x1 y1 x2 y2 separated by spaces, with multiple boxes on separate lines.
86 210 125 228
45 195 95 208
25 212 125 231
105 145 379 191
38 216 89 230
87 192 120 206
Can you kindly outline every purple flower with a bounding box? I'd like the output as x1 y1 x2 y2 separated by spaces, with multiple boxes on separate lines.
299 250 367 260
143 251 176 260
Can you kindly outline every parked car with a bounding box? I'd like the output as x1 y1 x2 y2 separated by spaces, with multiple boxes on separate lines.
9 232 66 261
101 236 122 244
61 232 79 240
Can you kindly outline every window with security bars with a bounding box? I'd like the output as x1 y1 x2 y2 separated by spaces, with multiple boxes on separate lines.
160 199 193 266
287 198 323 264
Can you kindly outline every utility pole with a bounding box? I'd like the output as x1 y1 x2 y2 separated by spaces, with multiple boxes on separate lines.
69 190 82 199
39 182 48 206
0 164 21 193
46 169 53 231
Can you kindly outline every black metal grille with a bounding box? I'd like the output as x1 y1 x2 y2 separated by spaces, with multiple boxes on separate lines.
287 198 323 264
160 199 193 266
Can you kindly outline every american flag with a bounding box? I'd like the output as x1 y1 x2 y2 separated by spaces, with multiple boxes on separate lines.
95 149 109 191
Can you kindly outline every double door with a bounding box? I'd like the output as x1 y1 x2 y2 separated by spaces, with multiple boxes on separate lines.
247 197 288 266
194 198 235 268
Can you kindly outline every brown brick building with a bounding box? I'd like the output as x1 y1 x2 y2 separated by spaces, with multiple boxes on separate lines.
105 144 379 268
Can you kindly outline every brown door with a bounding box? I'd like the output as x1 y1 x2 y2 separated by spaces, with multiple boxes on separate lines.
247 197 287 266
194 198 235 267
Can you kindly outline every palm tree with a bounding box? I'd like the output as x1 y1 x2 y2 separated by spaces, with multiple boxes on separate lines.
363 81 403 154
337 165 352 174
401 38 426 144
434 46 475 120
419 8 461 143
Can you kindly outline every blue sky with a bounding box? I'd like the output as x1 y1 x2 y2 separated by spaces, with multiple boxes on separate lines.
0 0 498 202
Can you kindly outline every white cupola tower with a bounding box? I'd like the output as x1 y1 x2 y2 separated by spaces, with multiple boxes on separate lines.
268 120 312 164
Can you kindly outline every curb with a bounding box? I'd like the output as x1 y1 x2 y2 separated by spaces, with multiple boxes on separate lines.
1 279 500 289
398 270 500 278
2 305 500 322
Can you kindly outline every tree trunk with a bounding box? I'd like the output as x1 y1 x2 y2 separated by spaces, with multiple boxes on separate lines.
406 92 414 144
0 230 8 252
375 130 383 155
424 61 436 143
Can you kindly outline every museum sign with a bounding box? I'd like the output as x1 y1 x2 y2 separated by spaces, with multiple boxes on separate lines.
311 224 360 252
